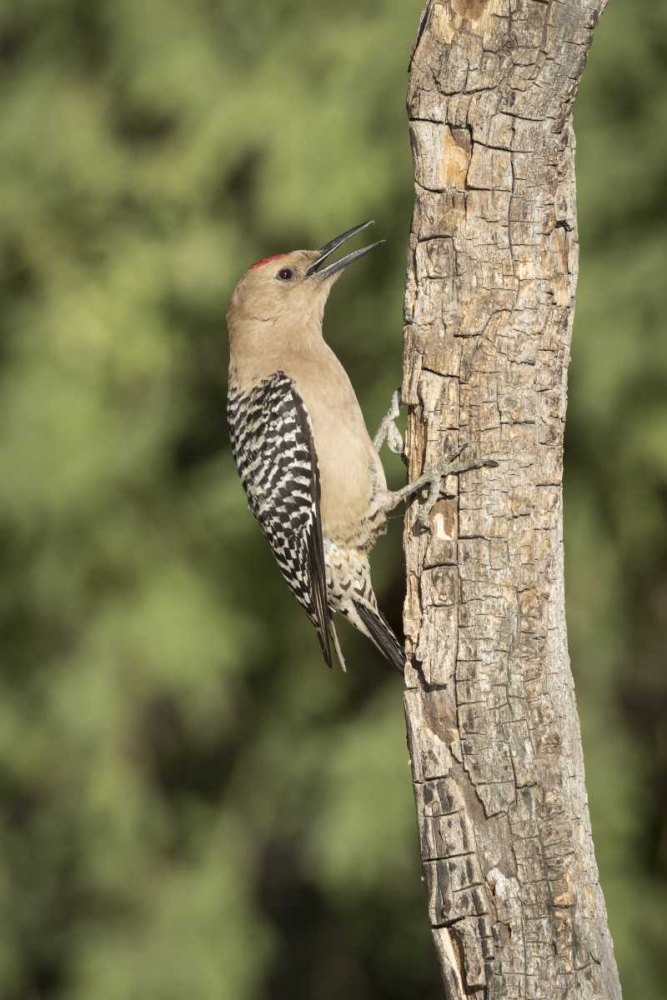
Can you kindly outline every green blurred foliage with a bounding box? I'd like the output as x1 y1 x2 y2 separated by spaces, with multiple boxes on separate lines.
0 1 664 997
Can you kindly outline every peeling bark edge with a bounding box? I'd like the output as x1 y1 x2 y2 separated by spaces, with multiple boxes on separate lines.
401 2 621 998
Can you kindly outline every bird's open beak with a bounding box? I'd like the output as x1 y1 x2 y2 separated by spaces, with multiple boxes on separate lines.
306 220 385 280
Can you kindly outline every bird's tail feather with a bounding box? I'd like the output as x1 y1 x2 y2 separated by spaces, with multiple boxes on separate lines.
353 601 405 674
331 623 347 673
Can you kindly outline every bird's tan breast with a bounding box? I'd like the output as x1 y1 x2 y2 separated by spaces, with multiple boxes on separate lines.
289 350 386 545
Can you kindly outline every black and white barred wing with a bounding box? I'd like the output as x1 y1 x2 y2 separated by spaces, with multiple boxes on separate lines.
227 371 334 667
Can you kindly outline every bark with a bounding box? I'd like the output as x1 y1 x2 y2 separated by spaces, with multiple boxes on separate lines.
401 2 621 998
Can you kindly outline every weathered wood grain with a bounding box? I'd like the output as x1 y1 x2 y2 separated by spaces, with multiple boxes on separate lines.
402 2 621 997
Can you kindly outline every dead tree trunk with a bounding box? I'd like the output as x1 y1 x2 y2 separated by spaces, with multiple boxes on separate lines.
402 2 621 997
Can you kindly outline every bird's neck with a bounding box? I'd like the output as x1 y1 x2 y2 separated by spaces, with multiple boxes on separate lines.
228 314 327 392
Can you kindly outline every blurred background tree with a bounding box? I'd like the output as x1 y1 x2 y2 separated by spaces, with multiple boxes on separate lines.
0 1 664 998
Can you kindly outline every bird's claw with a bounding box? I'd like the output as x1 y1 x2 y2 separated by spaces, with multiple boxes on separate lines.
374 388 404 455
386 422 404 455
437 453 499 479
388 388 401 421
413 445 499 533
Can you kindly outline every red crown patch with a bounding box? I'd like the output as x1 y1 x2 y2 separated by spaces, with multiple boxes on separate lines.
250 254 287 271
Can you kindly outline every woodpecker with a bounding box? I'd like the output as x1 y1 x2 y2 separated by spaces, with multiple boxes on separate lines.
226 221 495 673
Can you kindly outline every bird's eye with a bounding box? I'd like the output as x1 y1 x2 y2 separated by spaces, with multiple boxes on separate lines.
276 267 294 282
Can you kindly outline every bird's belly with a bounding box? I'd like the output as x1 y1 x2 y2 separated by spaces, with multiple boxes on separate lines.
291 360 387 549
316 428 387 549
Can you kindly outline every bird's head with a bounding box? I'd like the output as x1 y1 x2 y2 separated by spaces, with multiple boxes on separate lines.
227 221 384 330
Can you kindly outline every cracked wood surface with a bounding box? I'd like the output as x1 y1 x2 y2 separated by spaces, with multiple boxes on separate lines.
401 2 621 997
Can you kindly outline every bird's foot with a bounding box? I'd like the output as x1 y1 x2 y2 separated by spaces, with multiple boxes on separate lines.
373 388 404 456
383 443 498 531
435 446 499 481
413 446 498 533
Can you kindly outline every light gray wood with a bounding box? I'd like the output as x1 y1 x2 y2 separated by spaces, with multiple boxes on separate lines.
402 2 621 997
